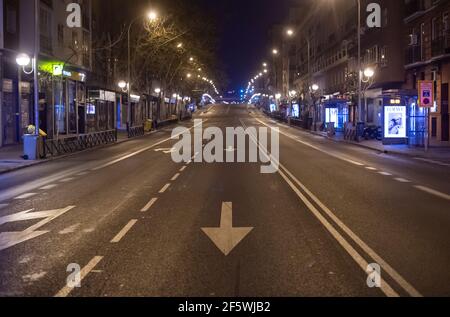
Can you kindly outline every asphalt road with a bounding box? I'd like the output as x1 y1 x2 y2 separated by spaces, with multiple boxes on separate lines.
0 104 449 297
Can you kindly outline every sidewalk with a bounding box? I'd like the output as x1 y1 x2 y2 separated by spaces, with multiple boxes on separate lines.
0 129 154 175
310 130 450 163
259 109 450 164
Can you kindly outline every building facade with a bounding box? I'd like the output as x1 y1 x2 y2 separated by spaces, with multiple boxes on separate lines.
404 0 450 147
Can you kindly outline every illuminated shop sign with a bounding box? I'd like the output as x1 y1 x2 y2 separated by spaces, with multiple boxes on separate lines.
384 106 407 139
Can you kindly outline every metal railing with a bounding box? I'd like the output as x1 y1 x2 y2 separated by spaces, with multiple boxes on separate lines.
405 45 422 65
40 129 117 158
127 123 145 138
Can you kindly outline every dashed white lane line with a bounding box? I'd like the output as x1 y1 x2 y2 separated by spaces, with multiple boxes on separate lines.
91 120 206 171
378 172 393 176
365 167 377 171
110 220 138 243
179 166 187 172
159 183 171 194
141 198 158 212
14 193 37 200
171 173 180 181
39 184 58 190
395 178 411 183
54 256 104 297
75 171 89 176
59 177 75 183
414 186 450 201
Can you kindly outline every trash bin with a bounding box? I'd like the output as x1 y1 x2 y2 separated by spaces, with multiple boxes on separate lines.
23 134 39 160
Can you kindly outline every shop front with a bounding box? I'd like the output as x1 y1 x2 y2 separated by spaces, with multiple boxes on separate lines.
1 52 33 146
38 61 88 139
87 89 116 133
323 97 350 132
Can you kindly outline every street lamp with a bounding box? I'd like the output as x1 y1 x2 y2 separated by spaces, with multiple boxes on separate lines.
186 73 192 78
154 88 161 94
363 67 375 81
16 53 31 67
147 10 158 21
312 84 319 92
272 49 279 55
177 42 183 48
286 29 294 37
127 9 159 127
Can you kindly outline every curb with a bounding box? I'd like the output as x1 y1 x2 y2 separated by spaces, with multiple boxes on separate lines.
0 121 183 176
258 111 447 161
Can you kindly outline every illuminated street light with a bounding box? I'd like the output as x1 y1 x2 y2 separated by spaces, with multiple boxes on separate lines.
147 10 158 21
118 81 127 90
189 57 194 62
272 49 279 55
364 67 375 79
312 84 319 91
177 42 183 48
187 73 192 78
16 53 31 66
154 88 161 94
286 29 294 37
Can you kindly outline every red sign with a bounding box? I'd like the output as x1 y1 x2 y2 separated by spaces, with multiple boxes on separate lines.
418 81 434 108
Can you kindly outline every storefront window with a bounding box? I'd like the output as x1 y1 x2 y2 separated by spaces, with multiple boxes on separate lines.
54 79 65 134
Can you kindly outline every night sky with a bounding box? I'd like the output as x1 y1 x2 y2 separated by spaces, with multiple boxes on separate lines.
196 0 292 92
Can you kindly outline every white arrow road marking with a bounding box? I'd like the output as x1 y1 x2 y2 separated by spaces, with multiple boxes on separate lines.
202 202 253 256
0 206 75 251
154 148 176 154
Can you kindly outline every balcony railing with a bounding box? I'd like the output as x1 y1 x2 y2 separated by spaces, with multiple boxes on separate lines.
405 45 422 65
431 34 450 57
405 0 425 19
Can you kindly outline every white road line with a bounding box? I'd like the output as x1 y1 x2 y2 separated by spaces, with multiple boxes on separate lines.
75 171 89 176
92 120 206 171
365 167 377 171
378 172 393 176
110 220 138 243
159 183 171 194
414 157 450 167
278 168 398 297
395 178 411 183
59 178 75 183
54 256 104 297
14 193 37 200
254 118 365 167
39 184 58 190
243 119 422 297
414 186 450 201
179 166 187 172
171 173 180 181
141 198 158 212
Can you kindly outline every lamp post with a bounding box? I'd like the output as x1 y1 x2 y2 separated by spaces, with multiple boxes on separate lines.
127 10 158 128
357 0 363 124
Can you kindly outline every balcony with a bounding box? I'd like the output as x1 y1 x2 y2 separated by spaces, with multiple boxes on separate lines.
405 0 426 22
405 45 422 65
431 34 450 57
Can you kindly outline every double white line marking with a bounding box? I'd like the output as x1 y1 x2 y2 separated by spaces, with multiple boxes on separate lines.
241 118 422 297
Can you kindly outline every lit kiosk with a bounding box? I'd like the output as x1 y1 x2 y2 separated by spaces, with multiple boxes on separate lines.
381 90 421 146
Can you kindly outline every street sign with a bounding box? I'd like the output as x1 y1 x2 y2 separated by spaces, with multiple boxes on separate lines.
418 80 434 108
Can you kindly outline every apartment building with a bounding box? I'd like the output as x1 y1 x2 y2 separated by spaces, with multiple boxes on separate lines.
404 0 450 147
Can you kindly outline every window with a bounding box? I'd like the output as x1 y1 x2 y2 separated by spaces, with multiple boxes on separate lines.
58 24 64 44
39 7 52 53
6 5 17 34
